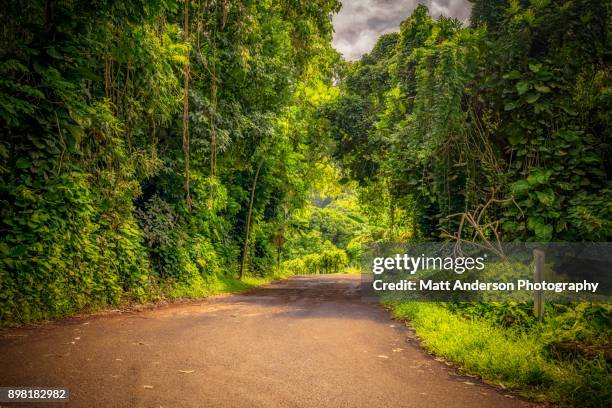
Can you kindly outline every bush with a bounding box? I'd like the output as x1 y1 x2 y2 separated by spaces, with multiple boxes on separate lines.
0 172 150 323
387 301 612 407
282 248 349 274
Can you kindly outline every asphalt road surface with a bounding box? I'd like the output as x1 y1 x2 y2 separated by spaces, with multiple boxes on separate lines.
0 274 536 407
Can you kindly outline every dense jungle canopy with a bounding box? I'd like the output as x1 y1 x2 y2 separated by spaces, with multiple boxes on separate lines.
0 0 610 323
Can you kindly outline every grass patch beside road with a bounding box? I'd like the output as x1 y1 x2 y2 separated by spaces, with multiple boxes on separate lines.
386 301 611 407
161 271 292 300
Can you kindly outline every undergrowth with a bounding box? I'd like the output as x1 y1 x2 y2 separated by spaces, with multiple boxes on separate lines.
386 301 611 407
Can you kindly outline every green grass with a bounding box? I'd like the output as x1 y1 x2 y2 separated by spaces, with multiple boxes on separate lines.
161 270 292 300
5 267 362 326
341 266 362 274
386 301 611 407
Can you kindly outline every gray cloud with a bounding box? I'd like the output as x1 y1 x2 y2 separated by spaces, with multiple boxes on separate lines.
332 0 472 60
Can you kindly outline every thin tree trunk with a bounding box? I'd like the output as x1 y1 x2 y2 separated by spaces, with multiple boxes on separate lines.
239 161 263 279
387 178 395 235
389 199 395 233
182 0 192 209
210 64 217 177
208 0 218 178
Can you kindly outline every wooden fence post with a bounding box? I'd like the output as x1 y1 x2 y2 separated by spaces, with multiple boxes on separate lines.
533 249 545 322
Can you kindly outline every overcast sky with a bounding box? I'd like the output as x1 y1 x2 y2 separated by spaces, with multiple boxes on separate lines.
332 0 472 60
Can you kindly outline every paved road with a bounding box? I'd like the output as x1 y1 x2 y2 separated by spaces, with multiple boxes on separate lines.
0 274 535 407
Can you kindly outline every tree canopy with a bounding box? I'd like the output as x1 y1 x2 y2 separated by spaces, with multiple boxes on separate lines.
1 0 610 324
326 1 610 242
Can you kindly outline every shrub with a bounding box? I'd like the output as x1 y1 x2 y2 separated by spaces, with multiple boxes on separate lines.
282 248 349 274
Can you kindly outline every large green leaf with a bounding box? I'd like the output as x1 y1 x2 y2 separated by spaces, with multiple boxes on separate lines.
516 81 529 95
535 190 555 206
16 157 32 169
511 180 530 194
525 93 540 103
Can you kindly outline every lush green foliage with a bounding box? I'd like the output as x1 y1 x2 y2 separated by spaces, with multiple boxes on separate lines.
281 248 349 275
323 3 611 406
0 3 609 407
388 301 611 407
1 8 610 408
0 0 341 324
326 1 611 242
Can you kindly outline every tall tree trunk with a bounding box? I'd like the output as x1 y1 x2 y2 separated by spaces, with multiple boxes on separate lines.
387 178 395 236
210 64 217 177
239 161 263 279
209 0 218 178
182 0 192 209
389 198 395 234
